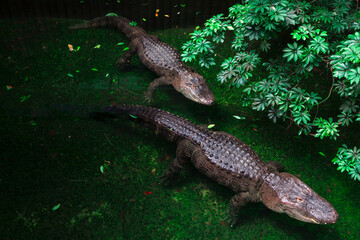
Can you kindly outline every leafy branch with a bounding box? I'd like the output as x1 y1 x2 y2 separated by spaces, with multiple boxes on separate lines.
182 0 360 181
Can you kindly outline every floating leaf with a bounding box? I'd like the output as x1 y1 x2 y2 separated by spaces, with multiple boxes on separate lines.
94 44 101 48
142 18 146 21
196 11 200 15
6 86 12 90
319 152 326 157
181 4 186 7
76 46 80 51
233 115 245 120
91 68 98 71
67 73 73 77
104 160 111 167
129 114 137 119
68 44 73 51
75 70 80 73
207 124 215 129
20 95 31 102
164 14 169 17
117 42 125 45
100 165 105 174
105 73 109 77
52 203 61 211
123 47 129 51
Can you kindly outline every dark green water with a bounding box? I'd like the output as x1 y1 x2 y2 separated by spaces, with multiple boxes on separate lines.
0 2 359 239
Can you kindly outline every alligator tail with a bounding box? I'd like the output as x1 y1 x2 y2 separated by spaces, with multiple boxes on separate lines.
100 105 210 143
69 16 146 40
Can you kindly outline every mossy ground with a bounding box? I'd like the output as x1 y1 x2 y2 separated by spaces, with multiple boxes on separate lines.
0 18 359 240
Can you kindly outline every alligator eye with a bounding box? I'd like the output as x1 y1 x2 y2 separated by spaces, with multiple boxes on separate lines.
302 189 310 196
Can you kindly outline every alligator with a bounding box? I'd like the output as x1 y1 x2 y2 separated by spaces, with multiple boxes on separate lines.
69 16 215 105
96 104 338 226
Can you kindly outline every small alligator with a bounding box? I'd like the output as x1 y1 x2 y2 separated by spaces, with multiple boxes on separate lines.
97 104 338 226
69 16 215 105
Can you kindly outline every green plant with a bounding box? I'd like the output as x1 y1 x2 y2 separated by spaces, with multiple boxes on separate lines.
333 145 360 181
182 0 360 180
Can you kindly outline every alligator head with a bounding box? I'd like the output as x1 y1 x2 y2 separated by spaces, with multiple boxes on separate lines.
173 72 215 106
260 172 338 224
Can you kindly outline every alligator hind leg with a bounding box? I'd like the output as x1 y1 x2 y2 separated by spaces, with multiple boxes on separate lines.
159 139 196 185
144 77 171 103
115 41 137 69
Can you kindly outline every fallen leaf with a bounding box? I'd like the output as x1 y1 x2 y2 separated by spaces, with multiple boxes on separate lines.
319 152 326 157
233 115 245 120
52 203 61 211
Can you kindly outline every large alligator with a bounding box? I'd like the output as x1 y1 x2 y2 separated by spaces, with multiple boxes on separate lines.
69 16 215 105
96 104 338 226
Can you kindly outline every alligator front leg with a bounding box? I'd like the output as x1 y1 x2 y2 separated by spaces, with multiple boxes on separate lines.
159 139 196 184
226 192 253 227
144 77 171 103
115 41 137 69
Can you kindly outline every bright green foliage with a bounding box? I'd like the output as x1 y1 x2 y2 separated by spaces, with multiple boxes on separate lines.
333 145 360 181
182 0 360 180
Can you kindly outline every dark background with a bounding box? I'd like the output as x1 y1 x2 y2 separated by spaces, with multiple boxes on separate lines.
0 0 238 30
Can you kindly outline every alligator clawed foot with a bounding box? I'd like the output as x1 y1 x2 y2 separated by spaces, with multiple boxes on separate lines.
115 59 131 70
157 173 179 186
223 213 238 228
143 93 153 104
